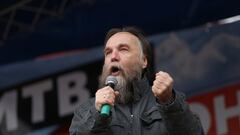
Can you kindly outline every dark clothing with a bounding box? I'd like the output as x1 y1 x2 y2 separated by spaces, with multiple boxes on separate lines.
69 77 204 135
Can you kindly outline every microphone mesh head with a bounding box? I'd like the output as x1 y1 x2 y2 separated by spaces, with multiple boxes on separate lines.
105 76 118 86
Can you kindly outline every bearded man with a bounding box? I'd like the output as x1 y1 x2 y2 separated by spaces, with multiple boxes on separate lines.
69 27 204 135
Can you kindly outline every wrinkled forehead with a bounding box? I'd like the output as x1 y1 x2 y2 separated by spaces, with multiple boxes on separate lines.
105 32 142 49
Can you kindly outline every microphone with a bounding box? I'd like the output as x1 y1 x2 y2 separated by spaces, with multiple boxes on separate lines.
100 76 118 117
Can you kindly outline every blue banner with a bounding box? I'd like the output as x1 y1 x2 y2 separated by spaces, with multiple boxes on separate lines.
0 21 240 135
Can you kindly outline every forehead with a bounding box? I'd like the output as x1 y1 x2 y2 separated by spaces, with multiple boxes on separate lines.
105 32 141 48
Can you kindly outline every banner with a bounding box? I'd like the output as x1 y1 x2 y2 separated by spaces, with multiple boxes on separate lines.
153 21 240 134
1 21 240 134
188 83 240 135
0 49 104 135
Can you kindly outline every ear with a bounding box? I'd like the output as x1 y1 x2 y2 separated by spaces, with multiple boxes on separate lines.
142 55 148 69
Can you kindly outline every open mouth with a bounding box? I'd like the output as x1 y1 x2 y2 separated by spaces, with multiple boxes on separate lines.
111 66 121 76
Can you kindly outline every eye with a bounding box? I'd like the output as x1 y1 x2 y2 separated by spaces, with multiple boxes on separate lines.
120 46 129 52
105 51 109 56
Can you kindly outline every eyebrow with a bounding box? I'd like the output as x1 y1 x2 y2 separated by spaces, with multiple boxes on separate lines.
118 43 129 48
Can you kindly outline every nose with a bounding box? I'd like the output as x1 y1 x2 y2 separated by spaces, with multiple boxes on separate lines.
111 50 120 62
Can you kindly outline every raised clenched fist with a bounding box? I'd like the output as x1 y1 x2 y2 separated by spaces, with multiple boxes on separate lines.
152 71 174 103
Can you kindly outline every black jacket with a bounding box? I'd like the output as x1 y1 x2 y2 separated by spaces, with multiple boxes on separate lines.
69 77 204 135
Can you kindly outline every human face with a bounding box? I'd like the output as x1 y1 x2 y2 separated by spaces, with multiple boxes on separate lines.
99 32 147 103
103 32 147 78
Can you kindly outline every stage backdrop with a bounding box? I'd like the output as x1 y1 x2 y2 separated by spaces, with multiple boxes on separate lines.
0 21 240 135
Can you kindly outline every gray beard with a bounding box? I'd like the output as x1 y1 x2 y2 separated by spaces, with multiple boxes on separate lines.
99 63 143 104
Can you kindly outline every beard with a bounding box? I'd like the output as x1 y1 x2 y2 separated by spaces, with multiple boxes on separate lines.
99 61 143 104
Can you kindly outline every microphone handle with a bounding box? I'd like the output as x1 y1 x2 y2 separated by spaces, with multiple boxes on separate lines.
100 104 111 117
100 83 114 117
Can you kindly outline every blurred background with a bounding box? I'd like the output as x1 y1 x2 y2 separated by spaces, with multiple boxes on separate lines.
0 0 240 135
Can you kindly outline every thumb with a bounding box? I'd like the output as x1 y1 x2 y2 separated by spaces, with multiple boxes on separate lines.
114 91 120 96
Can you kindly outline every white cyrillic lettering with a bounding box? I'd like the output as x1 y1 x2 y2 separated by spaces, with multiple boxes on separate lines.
57 71 90 117
0 91 18 131
214 91 240 134
22 80 52 123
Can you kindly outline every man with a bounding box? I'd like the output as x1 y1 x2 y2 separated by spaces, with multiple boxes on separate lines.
69 27 204 135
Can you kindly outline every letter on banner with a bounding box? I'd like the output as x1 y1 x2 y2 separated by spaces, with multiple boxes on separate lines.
214 91 240 134
57 71 90 117
22 80 52 123
0 91 18 131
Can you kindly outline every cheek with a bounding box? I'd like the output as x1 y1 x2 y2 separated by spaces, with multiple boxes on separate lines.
122 58 142 71
119 53 142 69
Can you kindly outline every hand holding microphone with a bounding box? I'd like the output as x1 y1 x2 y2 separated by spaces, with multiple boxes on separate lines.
95 76 119 117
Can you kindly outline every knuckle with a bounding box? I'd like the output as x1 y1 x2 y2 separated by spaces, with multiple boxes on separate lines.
152 87 158 93
95 90 100 95
161 85 167 90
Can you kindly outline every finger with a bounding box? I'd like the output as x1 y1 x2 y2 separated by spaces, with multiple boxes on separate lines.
102 93 116 105
156 71 171 79
156 71 167 76
152 85 165 94
152 86 161 98
105 94 115 103
97 90 115 100
96 98 115 111
156 73 168 81
155 75 173 86
95 88 114 111
114 91 120 96
154 79 168 87
155 84 167 91
105 86 114 91
153 79 169 91
103 99 115 106
96 86 114 94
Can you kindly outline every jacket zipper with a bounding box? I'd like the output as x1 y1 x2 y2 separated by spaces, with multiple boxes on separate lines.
129 103 133 123
129 103 134 135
